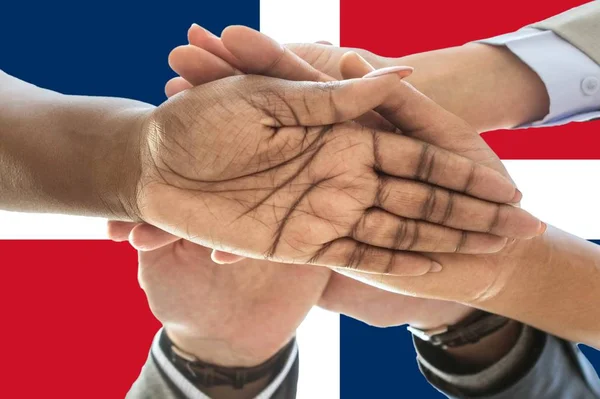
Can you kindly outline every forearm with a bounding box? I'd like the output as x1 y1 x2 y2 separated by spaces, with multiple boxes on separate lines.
475 226 600 347
396 43 549 132
0 71 152 219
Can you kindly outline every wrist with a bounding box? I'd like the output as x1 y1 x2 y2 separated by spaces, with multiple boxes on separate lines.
0 81 153 219
412 311 522 372
165 328 281 368
392 43 548 132
444 320 522 369
163 329 295 399
88 105 151 221
409 304 475 331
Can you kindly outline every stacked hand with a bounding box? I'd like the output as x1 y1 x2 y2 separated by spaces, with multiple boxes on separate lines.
128 66 541 275
109 25 549 371
162 25 542 305
136 72 520 273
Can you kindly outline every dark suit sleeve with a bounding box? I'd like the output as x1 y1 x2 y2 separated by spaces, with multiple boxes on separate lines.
415 327 600 399
126 352 186 399
126 331 300 399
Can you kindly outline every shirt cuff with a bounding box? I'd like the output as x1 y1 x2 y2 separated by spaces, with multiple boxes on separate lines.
415 325 538 395
476 28 600 127
150 328 299 399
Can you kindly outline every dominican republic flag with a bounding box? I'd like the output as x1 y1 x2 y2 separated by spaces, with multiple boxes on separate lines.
1 0 599 398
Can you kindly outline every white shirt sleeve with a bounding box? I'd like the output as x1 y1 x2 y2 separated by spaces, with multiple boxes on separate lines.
477 28 600 127
150 328 299 399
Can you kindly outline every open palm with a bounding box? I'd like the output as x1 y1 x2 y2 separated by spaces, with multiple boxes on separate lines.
112 25 541 329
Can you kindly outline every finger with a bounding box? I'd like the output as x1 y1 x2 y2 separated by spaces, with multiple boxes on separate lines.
352 209 508 253
107 221 138 241
188 23 241 69
221 25 331 82
165 77 192 98
185 26 398 132
374 178 542 239
220 27 404 131
129 224 181 251
254 72 409 127
169 45 240 86
190 24 333 83
211 249 246 264
373 131 520 204
308 238 442 276
189 26 397 131
341 52 506 168
340 51 376 78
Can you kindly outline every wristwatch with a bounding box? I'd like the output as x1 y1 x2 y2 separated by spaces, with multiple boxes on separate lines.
407 310 510 349
159 330 295 389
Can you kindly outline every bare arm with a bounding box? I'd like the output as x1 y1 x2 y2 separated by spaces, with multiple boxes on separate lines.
0 70 151 219
393 43 550 132
479 226 600 345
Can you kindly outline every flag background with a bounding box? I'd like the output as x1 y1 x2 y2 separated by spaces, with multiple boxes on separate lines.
0 0 598 398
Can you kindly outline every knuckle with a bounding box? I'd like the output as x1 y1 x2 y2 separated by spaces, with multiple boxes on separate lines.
419 186 438 220
391 218 411 250
486 205 503 233
345 243 369 270
320 81 342 121
428 150 451 185
359 210 387 236
402 219 420 250
317 80 343 93
375 176 392 207
415 143 436 182
439 192 455 225
462 162 479 194
454 231 468 253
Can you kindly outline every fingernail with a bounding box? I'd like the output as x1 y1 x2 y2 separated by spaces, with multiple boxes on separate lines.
363 66 414 79
190 23 217 38
510 188 523 204
204 27 218 38
429 262 443 273
210 251 226 264
539 222 548 235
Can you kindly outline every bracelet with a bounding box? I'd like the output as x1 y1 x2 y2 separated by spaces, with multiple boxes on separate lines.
159 331 295 389
407 311 511 349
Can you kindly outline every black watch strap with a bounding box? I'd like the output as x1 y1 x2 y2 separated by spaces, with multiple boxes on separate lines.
159 330 295 390
408 311 510 349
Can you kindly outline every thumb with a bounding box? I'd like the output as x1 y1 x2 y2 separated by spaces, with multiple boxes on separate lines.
221 25 331 82
252 71 413 128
